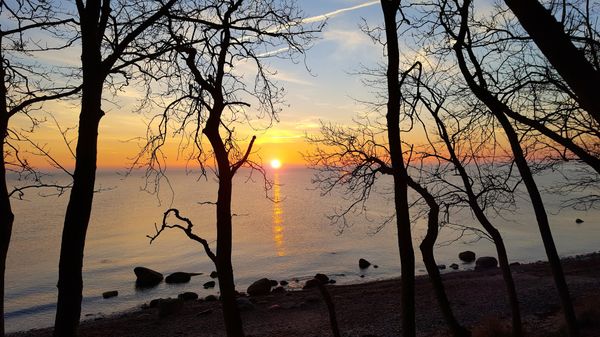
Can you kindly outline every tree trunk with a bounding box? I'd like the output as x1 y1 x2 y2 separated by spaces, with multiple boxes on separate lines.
409 180 470 337
504 0 600 124
494 111 579 337
0 116 13 337
53 16 105 332
53 78 103 337
381 1 416 336
205 104 245 337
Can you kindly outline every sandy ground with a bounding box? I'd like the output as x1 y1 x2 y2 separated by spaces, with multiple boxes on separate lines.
10 252 600 337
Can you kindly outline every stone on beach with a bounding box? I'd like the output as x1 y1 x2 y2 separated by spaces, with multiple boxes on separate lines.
158 298 184 317
178 292 199 301
475 256 498 270
458 251 476 263
134 267 163 287
203 281 216 289
247 278 273 296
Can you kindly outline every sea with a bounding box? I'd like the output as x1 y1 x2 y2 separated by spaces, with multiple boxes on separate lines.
5 166 599 332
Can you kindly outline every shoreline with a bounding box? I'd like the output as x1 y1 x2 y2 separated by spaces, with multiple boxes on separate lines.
10 251 600 336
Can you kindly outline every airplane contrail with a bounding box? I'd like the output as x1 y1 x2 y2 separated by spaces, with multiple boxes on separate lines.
301 1 379 24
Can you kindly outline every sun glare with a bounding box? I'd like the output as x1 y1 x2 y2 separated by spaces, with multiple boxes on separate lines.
270 159 282 169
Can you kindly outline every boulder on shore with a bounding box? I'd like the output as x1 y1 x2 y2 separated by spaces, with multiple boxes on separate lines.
134 267 163 287
314 273 329 284
303 279 320 289
458 251 476 263
178 292 199 301
359 258 371 269
449 263 459 270
158 298 184 317
247 278 272 296
475 256 498 270
576 218 584 224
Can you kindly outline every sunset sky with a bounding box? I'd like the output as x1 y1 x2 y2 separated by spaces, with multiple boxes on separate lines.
12 0 394 170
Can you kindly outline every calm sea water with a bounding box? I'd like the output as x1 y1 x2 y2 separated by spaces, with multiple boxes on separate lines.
5 167 599 332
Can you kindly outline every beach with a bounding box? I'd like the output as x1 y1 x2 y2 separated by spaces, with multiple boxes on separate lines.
11 252 600 337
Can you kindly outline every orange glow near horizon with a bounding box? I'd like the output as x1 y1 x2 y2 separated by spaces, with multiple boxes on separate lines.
272 172 286 257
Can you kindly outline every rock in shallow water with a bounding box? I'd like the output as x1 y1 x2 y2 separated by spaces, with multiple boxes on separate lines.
165 272 201 284
203 281 216 289
359 258 371 269
134 267 163 287
102 290 118 299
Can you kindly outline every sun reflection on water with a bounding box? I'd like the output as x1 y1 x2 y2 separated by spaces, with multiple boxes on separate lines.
272 172 286 257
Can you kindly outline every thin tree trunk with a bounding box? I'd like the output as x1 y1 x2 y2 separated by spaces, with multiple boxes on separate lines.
504 0 600 124
0 117 13 337
408 179 470 337
317 283 341 337
381 1 416 336
494 111 578 337
205 108 245 337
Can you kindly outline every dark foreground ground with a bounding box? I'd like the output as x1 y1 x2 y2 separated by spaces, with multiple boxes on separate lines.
11 252 600 337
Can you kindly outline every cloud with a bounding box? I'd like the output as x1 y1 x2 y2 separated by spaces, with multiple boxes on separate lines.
323 29 371 51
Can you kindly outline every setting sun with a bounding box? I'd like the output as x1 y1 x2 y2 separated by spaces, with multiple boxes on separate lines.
270 159 282 169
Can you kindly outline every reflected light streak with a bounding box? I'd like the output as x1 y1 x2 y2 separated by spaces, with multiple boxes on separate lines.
272 172 286 257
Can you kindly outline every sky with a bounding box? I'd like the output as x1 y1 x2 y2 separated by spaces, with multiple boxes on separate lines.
9 1 392 170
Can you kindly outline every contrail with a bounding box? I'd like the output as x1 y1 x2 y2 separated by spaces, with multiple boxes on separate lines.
301 1 379 24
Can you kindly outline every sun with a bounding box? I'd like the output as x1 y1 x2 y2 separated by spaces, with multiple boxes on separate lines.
270 159 282 169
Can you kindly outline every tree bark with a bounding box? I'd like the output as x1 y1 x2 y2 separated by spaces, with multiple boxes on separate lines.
381 1 416 336
504 0 600 124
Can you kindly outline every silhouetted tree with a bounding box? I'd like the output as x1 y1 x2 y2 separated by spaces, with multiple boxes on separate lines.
503 0 600 123
0 2 78 335
443 0 579 334
140 1 318 336
53 1 176 336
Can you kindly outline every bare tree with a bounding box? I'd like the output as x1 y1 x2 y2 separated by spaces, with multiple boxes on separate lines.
0 2 78 335
441 0 580 334
140 1 318 336
53 1 177 336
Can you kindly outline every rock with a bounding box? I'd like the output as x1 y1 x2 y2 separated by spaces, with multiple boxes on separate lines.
576 218 584 224
205 295 218 301
203 281 216 289
210 271 218 278
102 290 118 299
449 263 459 270
303 279 320 289
178 292 199 301
134 267 163 287
158 298 184 317
360 275 365 278
269 279 279 287
247 278 273 296
373 265 379 268
359 258 371 269
314 273 329 284
279 280 288 286
236 297 255 311
272 286 286 294
475 256 498 270
149 298 162 308
165 272 201 284
329 279 336 284
458 251 476 263
437 264 446 270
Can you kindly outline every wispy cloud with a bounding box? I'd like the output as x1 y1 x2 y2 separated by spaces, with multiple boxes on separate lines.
301 1 379 24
